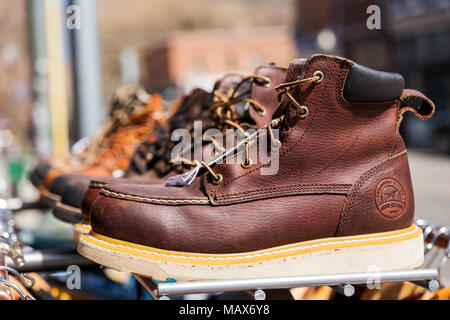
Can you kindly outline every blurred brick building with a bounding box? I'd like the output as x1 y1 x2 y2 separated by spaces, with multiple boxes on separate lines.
97 0 294 101
295 0 450 151
295 0 394 70
141 27 298 92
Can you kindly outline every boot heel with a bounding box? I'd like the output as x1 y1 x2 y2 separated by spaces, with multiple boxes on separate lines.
338 150 415 237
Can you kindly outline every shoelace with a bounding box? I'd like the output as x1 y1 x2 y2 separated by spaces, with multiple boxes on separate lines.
128 90 213 174
78 86 157 167
132 75 272 174
168 75 272 174
201 70 324 185
97 100 163 168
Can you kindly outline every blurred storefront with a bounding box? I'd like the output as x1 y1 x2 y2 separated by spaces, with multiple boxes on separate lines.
0 0 449 302
0 0 449 171
0 0 33 199
96 0 293 104
294 0 450 152
142 26 298 95
0 0 33 150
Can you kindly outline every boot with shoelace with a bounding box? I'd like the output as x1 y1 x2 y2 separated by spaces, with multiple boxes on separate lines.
29 85 153 189
55 73 247 227
79 54 435 281
68 66 287 239
32 85 165 208
51 86 213 225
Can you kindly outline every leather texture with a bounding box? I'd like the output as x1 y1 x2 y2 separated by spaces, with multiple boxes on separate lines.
81 177 164 221
56 77 231 215
81 66 288 220
89 54 434 254
126 88 214 177
337 150 414 236
399 88 435 120
59 177 96 209
80 74 246 219
36 90 165 191
49 173 91 195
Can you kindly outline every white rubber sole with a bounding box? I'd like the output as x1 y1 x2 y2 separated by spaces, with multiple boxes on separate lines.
78 224 424 281
73 222 91 243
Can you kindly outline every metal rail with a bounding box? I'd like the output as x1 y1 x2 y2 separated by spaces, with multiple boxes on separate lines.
135 268 439 300
6 249 95 273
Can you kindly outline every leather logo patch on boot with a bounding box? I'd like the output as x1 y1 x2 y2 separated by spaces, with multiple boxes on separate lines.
375 178 406 218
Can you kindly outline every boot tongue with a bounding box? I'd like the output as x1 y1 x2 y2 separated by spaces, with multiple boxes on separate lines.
169 74 246 133
165 68 289 187
162 74 247 175
249 64 287 127
215 73 245 93
285 58 308 82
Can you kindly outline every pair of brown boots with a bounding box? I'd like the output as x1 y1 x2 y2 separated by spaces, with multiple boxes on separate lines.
73 54 434 281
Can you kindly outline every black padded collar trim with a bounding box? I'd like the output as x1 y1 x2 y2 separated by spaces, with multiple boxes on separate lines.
343 62 404 102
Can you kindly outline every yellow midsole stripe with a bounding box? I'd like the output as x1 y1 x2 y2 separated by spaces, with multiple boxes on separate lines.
75 223 92 232
80 224 421 266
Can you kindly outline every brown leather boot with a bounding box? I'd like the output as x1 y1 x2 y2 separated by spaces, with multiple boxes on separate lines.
51 86 213 225
72 65 287 239
78 54 434 281
33 85 165 207
51 75 247 224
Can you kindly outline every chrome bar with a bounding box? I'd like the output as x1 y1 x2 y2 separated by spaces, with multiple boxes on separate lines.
156 269 439 296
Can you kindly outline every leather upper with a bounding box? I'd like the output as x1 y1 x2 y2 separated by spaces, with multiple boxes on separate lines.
89 54 435 254
81 66 288 219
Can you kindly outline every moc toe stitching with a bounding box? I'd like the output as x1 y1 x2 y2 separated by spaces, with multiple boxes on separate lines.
100 188 209 204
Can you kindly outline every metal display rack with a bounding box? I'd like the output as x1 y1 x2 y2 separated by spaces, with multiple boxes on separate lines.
0 209 35 300
134 269 440 300
0 206 95 300
3 197 450 300
133 218 450 300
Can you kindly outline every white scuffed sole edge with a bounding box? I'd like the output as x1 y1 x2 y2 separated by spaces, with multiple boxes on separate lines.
78 230 424 281
73 223 91 243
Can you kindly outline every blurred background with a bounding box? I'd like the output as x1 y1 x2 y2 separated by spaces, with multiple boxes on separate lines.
0 0 448 220
0 0 447 300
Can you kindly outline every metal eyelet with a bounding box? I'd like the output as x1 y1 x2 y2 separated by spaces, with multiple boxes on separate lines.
259 76 272 87
272 139 282 150
212 174 223 185
313 70 324 83
241 158 253 169
258 107 267 116
296 105 309 119
191 160 201 168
